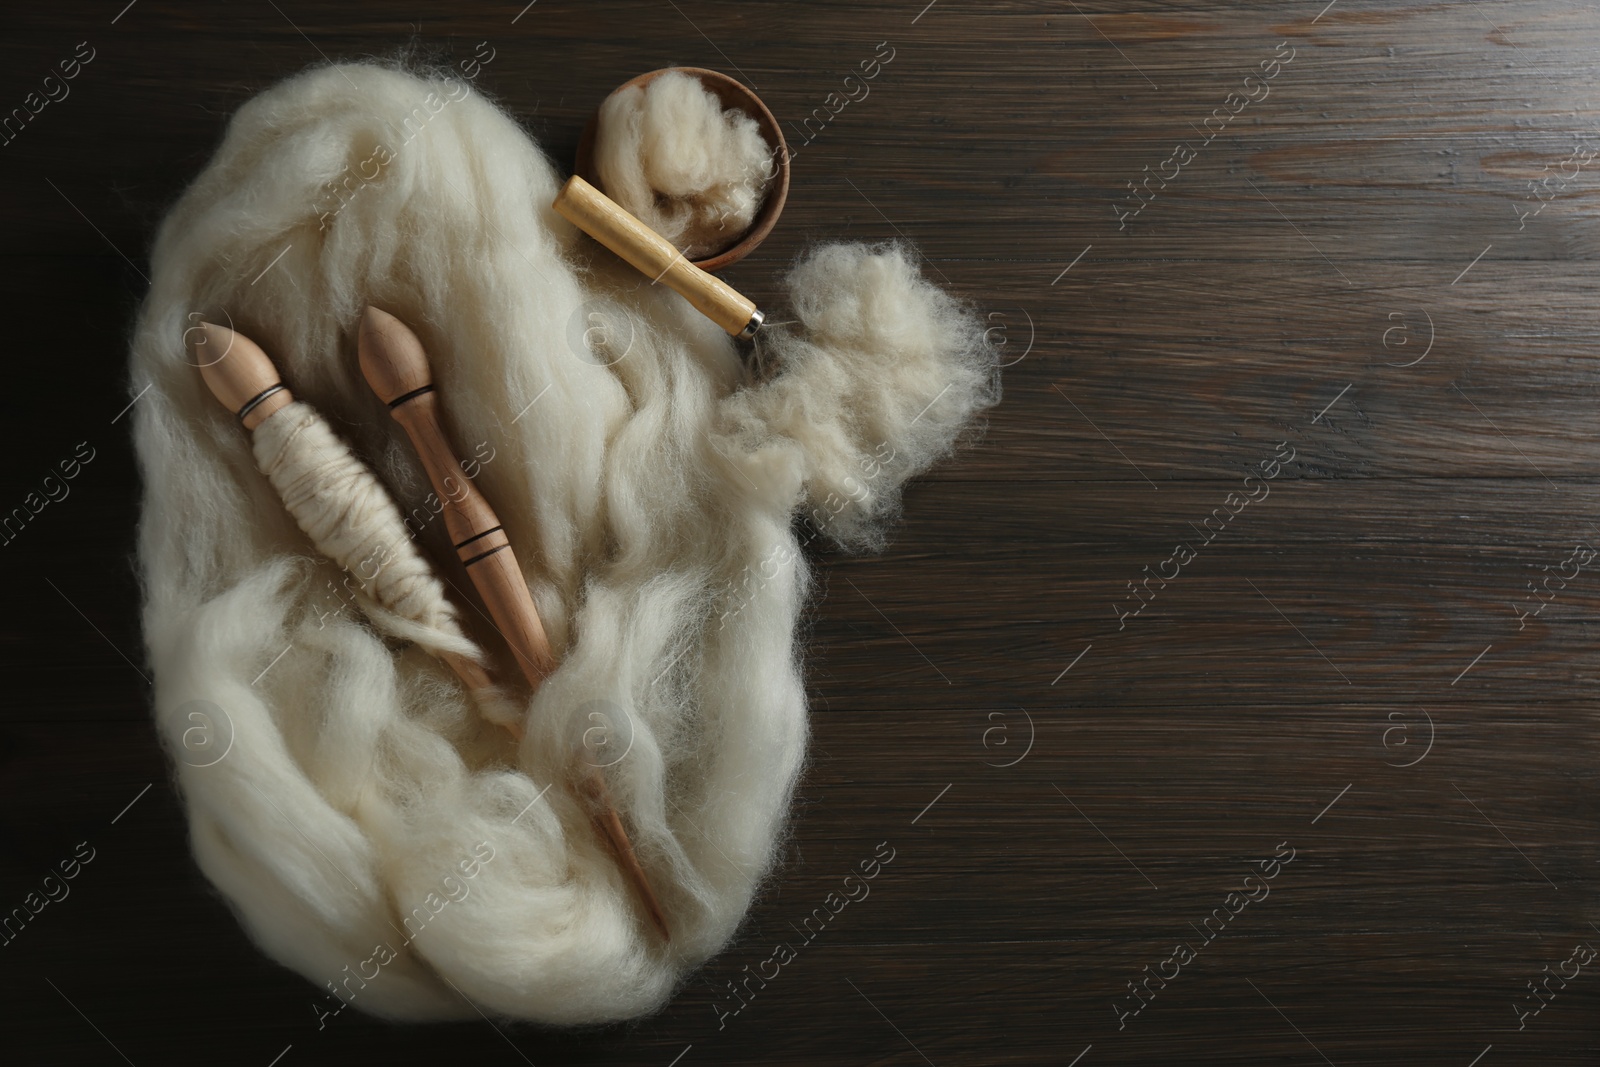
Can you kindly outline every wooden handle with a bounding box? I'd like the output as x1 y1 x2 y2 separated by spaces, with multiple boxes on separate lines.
358 307 557 686
553 175 764 339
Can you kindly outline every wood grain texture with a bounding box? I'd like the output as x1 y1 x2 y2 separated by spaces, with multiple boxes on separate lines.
1 1 1597 1064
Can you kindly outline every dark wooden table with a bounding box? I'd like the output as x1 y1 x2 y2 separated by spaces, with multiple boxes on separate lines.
2 2 1596 1064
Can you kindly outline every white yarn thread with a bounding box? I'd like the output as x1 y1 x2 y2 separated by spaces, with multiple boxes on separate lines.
251 400 519 727
130 61 998 1025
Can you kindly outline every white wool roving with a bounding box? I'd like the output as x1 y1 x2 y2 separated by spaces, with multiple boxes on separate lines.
594 69 775 259
130 62 998 1024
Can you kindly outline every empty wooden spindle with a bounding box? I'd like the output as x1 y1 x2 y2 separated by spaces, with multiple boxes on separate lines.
358 305 670 942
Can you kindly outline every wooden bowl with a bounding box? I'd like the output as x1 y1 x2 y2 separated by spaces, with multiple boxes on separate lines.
574 67 789 272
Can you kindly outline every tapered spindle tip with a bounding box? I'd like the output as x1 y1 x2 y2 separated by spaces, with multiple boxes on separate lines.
359 306 433 404
193 322 285 422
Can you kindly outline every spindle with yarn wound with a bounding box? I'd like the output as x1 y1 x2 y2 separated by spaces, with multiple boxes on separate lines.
357 305 671 942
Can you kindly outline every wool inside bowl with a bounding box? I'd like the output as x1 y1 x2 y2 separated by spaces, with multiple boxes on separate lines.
574 67 790 271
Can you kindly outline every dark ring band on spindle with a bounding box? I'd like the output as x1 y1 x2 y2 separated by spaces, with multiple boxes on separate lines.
454 525 504 551
236 383 286 422
387 384 436 409
736 310 765 341
461 543 511 567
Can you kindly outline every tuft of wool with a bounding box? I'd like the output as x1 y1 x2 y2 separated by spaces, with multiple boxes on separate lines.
130 62 998 1024
714 244 1001 552
594 69 775 259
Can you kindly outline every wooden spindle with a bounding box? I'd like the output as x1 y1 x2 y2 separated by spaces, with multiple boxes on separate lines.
358 306 670 942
